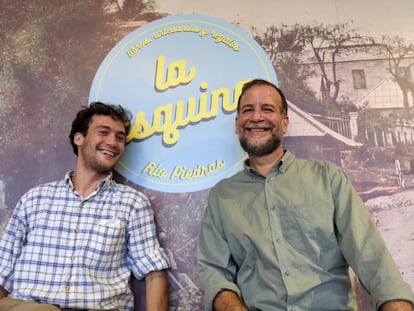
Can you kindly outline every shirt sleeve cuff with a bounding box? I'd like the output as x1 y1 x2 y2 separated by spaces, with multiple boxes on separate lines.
132 247 171 279
203 283 241 311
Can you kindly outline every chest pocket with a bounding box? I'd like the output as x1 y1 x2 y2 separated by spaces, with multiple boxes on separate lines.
84 217 126 268
281 202 338 263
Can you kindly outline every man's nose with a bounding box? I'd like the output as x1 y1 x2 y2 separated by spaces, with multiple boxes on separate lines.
251 109 264 120
106 133 118 145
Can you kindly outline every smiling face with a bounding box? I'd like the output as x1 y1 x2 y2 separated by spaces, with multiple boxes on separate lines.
74 115 127 175
236 84 289 157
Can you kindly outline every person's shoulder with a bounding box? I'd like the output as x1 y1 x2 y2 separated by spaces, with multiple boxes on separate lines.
24 179 65 195
290 155 343 177
111 181 149 201
294 155 340 169
16 179 66 206
111 180 141 192
210 169 245 191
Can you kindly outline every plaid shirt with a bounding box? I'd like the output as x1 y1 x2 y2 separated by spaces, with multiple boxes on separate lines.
0 172 170 310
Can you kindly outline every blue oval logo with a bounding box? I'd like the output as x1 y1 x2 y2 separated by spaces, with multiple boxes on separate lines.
89 15 277 192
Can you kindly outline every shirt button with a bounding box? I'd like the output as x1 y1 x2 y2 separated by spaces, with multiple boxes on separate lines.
65 285 70 291
284 270 290 276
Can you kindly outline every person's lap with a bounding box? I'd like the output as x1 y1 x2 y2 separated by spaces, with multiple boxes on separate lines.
0 297 60 311
0 298 114 311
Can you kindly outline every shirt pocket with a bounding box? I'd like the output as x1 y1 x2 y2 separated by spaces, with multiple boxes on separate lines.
282 203 338 262
84 217 126 268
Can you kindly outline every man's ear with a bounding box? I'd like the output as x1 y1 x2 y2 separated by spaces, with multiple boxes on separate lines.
235 116 239 134
282 115 289 134
73 132 84 146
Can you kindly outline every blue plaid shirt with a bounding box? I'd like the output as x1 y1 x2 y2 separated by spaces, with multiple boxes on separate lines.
0 172 170 310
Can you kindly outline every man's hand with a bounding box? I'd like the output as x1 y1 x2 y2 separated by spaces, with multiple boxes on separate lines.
380 300 414 311
213 290 249 311
145 270 169 311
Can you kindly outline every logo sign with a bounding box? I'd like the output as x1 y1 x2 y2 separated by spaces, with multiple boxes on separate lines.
89 15 277 192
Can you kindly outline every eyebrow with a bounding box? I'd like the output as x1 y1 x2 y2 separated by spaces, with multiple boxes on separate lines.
95 125 126 136
240 103 277 109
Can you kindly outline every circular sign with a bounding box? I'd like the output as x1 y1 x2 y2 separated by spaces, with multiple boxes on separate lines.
89 15 277 192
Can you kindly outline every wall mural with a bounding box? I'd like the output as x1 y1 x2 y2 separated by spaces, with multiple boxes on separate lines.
1 1 413 310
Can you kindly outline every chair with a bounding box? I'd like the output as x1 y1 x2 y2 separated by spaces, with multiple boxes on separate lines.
130 274 147 311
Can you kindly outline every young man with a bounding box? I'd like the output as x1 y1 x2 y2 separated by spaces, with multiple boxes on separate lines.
197 79 414 311
0 102 170 311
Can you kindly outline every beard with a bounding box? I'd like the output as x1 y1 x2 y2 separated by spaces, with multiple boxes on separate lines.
239 131 283 157
79 143 119 175
85 157 114 175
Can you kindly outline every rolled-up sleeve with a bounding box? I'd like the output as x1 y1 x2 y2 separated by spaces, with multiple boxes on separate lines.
127 195 170 279
331 166 414 309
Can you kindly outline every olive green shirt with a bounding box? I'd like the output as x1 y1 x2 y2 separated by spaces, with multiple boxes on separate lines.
197 151 414 311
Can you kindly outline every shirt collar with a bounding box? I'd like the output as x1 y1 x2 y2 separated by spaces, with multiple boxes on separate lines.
65 171 114 192
278 150 295 173
244 150 295 176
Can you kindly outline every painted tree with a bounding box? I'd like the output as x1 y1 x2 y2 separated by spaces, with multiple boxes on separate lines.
252 25 321 114
376 35 414 108
111 0 156 20
293 22 372 107
0 0 157 207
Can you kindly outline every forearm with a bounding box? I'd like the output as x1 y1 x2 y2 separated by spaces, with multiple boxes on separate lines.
0 286 8 299
213 290 248 311
145 270 169 311
380 300 414 311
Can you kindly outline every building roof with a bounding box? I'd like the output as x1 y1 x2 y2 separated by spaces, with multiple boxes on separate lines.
286 101 362 147
353 76 414 109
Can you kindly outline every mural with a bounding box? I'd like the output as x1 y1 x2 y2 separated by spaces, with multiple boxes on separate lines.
88 14 277 193
1 1 414 310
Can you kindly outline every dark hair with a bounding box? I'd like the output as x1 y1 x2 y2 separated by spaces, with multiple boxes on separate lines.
69 102 132 155
237 79 288 116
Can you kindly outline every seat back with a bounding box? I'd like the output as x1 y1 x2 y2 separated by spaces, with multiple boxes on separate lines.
130 275 146 311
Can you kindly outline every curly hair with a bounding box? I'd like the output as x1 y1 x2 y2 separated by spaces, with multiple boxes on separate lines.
69 102 132 156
